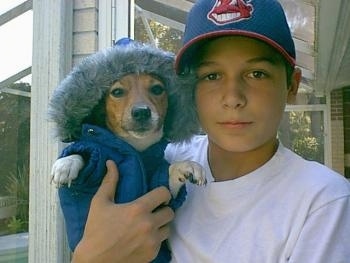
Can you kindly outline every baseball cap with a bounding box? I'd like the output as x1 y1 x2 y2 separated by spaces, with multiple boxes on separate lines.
175 0 296 74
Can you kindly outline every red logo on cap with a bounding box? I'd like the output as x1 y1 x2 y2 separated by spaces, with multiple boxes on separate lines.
207 0 253 25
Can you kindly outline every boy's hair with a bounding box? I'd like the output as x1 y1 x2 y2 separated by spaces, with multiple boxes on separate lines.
176 0 296 75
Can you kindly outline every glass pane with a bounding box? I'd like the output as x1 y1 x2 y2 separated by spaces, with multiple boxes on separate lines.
0 83 30 261
134 15 183 54
0 0 27 15
294 91 326 105
279 0 315 46
279 110 325 164
279 0 316 96
0 11 32 83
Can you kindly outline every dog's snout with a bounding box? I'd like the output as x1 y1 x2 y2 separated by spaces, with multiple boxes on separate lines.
132 106 151 121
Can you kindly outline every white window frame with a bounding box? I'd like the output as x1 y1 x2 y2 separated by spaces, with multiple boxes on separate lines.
99 0 134 50
285 103 331 167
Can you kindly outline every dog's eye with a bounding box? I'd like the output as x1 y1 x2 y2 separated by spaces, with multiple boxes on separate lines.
111 88 125 98
150 84 165 96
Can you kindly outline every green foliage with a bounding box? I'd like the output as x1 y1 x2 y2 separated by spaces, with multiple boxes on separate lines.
0 82 30 194
4 166 29 232
279 111 324 163
7 216 26 234
0 82 30 234
134 18 183 53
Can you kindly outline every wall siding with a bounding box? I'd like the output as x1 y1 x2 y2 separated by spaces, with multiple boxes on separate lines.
73 0 98 65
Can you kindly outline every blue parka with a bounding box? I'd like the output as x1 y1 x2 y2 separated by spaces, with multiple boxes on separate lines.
58 124 186 262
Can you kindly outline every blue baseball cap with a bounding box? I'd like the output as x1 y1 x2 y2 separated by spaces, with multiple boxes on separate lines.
175 0 296 74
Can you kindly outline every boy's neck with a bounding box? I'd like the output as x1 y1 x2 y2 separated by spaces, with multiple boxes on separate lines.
207 138 279 182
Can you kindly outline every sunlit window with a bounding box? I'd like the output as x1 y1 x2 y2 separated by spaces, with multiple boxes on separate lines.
0 1 31 261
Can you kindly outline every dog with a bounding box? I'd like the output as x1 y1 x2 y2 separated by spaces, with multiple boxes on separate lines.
48 38 206 262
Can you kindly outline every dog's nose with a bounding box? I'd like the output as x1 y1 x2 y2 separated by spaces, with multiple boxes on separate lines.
132 106 151 121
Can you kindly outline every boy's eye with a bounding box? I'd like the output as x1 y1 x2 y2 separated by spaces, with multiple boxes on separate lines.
150 84 165 95
206 73 219 80
111 88 125 97
199 73 220 81
247 71 267 79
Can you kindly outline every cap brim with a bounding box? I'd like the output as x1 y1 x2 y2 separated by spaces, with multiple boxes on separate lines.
175 30 296 74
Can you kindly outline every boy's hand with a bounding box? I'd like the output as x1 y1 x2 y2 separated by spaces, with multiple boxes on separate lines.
72 160 174 263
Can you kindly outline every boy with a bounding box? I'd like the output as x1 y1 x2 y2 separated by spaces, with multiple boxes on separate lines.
164 0 350 262
72 0 350 262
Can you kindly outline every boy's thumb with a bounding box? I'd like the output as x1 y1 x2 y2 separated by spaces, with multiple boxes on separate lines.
95 160 119 202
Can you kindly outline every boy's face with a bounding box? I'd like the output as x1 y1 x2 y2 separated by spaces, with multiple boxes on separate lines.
194 36 300 153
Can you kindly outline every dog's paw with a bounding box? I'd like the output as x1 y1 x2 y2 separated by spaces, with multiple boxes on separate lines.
169 161 207 197
51 154 84 187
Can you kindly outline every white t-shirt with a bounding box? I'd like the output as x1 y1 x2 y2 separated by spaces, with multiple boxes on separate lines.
165 135 350 263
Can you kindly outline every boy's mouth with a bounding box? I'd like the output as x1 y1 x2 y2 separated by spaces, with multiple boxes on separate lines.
217 120 253 128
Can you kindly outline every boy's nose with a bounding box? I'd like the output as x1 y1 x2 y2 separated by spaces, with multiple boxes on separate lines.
221 80 247 109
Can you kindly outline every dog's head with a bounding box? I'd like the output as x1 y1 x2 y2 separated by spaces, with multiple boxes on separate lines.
48 40 200 148
103 73 168 150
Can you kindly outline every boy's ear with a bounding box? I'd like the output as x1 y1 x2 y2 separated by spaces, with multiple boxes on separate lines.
287 67 302 104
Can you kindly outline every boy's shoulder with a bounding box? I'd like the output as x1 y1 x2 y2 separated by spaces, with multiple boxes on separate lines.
281 145 350 198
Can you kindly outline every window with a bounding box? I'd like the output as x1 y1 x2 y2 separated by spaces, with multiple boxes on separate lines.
0 1 32 261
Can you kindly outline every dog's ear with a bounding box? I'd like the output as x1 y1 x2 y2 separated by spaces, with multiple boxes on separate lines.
164 72 201 142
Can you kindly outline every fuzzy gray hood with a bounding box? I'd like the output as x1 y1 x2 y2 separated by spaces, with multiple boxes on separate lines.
48 41 200 143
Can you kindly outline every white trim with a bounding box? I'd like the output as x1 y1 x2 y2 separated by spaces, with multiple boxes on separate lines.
98 0 113 50
114 0 134 42
325 90 333 169
99 0 134 49
29 0 73 262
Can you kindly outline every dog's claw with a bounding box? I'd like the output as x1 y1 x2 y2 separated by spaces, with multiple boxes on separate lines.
183 172 193 182
51 154 84 187
179 176 186 183
169 161 206 197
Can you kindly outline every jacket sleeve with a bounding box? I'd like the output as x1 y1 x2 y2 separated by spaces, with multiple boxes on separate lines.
148 159 187 211
58 140 119 251
59 140 109 191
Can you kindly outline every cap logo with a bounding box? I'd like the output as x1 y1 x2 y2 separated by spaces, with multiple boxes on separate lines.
207 0 253 25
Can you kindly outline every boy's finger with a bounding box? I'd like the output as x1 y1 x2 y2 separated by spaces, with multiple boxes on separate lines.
136 186 172 212
95 160 119 202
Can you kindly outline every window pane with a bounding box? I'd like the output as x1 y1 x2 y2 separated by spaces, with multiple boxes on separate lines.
279 110 325 164
0 11 32 83
0 83 30 261
134 16 183 54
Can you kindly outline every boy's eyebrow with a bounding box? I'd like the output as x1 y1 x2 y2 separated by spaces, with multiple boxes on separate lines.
246 56 281 65
195 60 217 68
196 56 282 69
194 56 282 69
